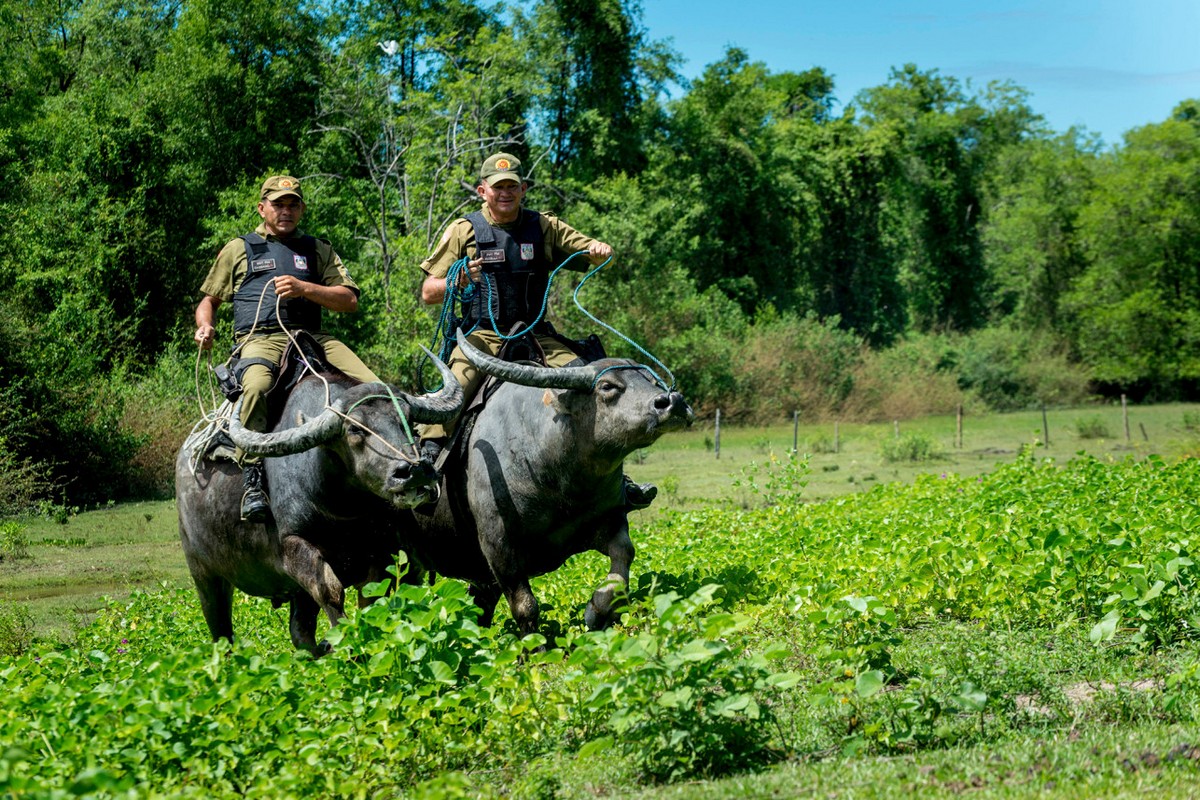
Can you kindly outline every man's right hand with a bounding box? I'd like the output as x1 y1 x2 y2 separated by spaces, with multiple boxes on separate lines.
459 257 483 287
195 324 216 350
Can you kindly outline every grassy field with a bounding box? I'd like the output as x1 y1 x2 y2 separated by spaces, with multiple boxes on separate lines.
4 401 1199 643
3 402 1200 797
630 400 1200 507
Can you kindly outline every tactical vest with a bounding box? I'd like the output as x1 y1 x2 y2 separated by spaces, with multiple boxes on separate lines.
232 233 323 335
459 210 551 330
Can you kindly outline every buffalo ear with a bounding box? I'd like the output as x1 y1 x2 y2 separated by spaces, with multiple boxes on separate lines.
543 388 569 414
545 387 592 415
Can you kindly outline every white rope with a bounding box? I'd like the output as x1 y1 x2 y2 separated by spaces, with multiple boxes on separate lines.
189 279 421 466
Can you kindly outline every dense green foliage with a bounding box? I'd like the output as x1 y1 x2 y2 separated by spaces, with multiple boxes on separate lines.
3 454 1200 795
1 0 1198 507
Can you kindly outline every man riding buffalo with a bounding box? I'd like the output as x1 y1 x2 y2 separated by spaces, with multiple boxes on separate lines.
194 175 379 522
417 151 655 509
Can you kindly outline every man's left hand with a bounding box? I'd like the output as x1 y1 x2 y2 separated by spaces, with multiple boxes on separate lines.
589 241 614 261
273 275 310 299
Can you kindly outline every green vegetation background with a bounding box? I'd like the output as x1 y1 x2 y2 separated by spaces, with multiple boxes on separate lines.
2 0 1199 512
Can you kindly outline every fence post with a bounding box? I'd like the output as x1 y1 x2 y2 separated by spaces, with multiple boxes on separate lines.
1139 422 1149 441
1122 394 1130 441
1042 402 1050 447
792 410 799 453
956 404 963 449
714 409 721 460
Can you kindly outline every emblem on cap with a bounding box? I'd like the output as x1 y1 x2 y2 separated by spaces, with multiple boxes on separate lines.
279 178 296 189
495 158 512 170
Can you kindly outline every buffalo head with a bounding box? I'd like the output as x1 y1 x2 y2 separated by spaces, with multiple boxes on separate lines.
228 346 462 509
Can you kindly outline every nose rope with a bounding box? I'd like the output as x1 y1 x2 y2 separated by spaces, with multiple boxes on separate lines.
343 386 421 463
591 363 671 393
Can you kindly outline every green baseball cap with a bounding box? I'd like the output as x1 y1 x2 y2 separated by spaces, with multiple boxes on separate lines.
480 153 523 186
261 175 303 202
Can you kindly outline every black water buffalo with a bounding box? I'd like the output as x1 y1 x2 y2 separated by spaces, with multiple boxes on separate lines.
175 356 461 653
403 331 694 637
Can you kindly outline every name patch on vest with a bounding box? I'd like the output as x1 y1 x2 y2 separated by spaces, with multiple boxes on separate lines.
293 255 309 271
520 243 535 261
479 249 506 264
250 258 276 274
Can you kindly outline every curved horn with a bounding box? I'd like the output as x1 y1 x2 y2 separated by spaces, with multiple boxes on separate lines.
227 397 346 457
402 346 465 424
456 329 598 391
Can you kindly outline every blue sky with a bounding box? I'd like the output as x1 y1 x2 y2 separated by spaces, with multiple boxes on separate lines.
639 0 1200 147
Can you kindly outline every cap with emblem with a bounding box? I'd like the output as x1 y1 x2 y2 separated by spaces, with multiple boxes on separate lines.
480 153 524 186
261 175 303 202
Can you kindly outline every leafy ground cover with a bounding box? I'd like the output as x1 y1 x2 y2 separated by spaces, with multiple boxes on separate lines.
3 442 1200 796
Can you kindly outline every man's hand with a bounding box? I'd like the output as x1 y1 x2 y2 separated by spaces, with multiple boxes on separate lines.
194 324 216 350
588 241 614 262
273 275 312 299
458 257 483 287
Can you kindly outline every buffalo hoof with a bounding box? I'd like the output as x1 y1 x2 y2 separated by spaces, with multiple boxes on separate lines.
623 477 657 511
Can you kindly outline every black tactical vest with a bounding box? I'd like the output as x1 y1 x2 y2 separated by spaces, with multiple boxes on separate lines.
232 233 323 335
460 210 551 330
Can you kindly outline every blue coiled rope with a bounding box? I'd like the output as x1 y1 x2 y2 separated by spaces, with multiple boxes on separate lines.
420 250 674 393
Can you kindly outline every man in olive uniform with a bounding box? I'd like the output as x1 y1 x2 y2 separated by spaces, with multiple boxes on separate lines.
194 175 380 522
418 152 655 509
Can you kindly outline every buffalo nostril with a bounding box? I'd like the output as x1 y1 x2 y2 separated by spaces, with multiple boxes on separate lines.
653 394 672 411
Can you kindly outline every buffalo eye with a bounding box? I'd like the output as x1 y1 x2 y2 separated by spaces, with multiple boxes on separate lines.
346 421 367 443
597 379 622 399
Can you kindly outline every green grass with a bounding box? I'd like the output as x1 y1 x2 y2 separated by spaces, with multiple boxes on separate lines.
0 500 185 642
625 401 1200 511
4 403 1200 797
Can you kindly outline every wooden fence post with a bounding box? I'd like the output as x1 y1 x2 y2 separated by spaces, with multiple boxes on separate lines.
956 404 963 449
1122 394 1130 441
714 409 721 460
1042 403 1050 447
792 410 799 453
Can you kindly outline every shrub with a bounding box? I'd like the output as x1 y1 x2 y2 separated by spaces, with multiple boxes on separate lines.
1074 416 1111 439
955 325 1091 411
0 601 34 656
0 520 29 561
880 433 939 463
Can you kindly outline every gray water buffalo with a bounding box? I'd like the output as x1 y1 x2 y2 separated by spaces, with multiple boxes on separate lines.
403 330 694 637
176 356 461 653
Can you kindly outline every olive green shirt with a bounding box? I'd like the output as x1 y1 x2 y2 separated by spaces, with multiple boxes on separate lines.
419 205 602 278
199 223 360 301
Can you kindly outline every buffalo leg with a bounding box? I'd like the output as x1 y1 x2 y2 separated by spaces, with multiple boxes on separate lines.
192 572 235 642
280 535 346 628
288 591 326 654
585 523 634 631
469 583 503 628
499 578 540 638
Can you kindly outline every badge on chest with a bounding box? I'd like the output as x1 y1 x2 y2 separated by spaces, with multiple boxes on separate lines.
479 249 506 264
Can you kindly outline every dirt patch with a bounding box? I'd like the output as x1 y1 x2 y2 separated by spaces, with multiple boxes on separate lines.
1016 679 1163 716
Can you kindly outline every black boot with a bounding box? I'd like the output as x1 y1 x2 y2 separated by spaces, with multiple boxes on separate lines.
240 461 271 523
420 437 447 467
623 474 657 511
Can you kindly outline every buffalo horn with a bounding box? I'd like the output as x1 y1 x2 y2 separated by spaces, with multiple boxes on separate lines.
227 397 346 457
456 329 597 390
402 346 465 424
